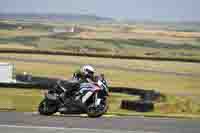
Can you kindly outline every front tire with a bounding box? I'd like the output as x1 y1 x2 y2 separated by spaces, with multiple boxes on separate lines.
87 97 108 118
38 99 58 116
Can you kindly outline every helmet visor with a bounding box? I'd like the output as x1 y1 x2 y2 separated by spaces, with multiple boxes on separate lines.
86 69 94 77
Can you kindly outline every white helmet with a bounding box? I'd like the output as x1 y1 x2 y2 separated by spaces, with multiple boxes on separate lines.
81 65 95 77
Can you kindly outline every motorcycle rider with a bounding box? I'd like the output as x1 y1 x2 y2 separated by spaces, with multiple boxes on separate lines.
58 65 96 112
72 65 96 83
72 65 108 97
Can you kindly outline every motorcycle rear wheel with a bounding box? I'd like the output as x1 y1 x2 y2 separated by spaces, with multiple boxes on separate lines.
38 99 58 116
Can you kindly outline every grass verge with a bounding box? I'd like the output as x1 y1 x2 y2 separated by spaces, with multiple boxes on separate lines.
0 88 200 118
0 53 200 95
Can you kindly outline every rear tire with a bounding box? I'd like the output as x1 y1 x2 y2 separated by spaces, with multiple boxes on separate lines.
38 99 58 116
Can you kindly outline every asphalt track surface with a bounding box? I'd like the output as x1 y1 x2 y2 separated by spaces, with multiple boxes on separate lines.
0 56 200 78
0 112 199 133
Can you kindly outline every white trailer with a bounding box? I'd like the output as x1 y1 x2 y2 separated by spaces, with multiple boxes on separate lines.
0 63 15 83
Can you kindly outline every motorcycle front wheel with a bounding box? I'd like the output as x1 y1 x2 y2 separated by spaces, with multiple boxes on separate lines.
87 97 109 118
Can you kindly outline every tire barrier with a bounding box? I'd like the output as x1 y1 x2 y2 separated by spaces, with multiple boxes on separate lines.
121 100 154 112
0 74 165 112
0 82 41 89
16 74 163 101
1 48 200 63
16 74 58 89
109 87 162 101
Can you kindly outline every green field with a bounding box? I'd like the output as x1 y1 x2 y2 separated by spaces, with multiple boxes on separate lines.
0 88 200 117
1 20 200 60
1 53 200 95
0 88 139 113
0 53 200 116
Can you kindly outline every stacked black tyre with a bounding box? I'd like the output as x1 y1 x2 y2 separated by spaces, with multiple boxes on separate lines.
121 100 154 112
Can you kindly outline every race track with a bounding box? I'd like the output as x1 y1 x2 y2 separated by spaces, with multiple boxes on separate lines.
0 112 199 133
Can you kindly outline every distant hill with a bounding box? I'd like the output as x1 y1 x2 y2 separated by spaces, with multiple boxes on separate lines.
0 13 114 23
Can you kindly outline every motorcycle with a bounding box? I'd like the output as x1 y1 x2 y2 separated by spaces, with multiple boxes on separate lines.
38 75 109 118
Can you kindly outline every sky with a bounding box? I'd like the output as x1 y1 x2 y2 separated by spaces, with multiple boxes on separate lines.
0 0 199 21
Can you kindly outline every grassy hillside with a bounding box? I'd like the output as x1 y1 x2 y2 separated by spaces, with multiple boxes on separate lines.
1 20 200 61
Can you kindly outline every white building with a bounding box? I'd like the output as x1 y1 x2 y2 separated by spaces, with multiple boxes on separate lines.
52 28 67 33
52 26 76 34
0 63 15 83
